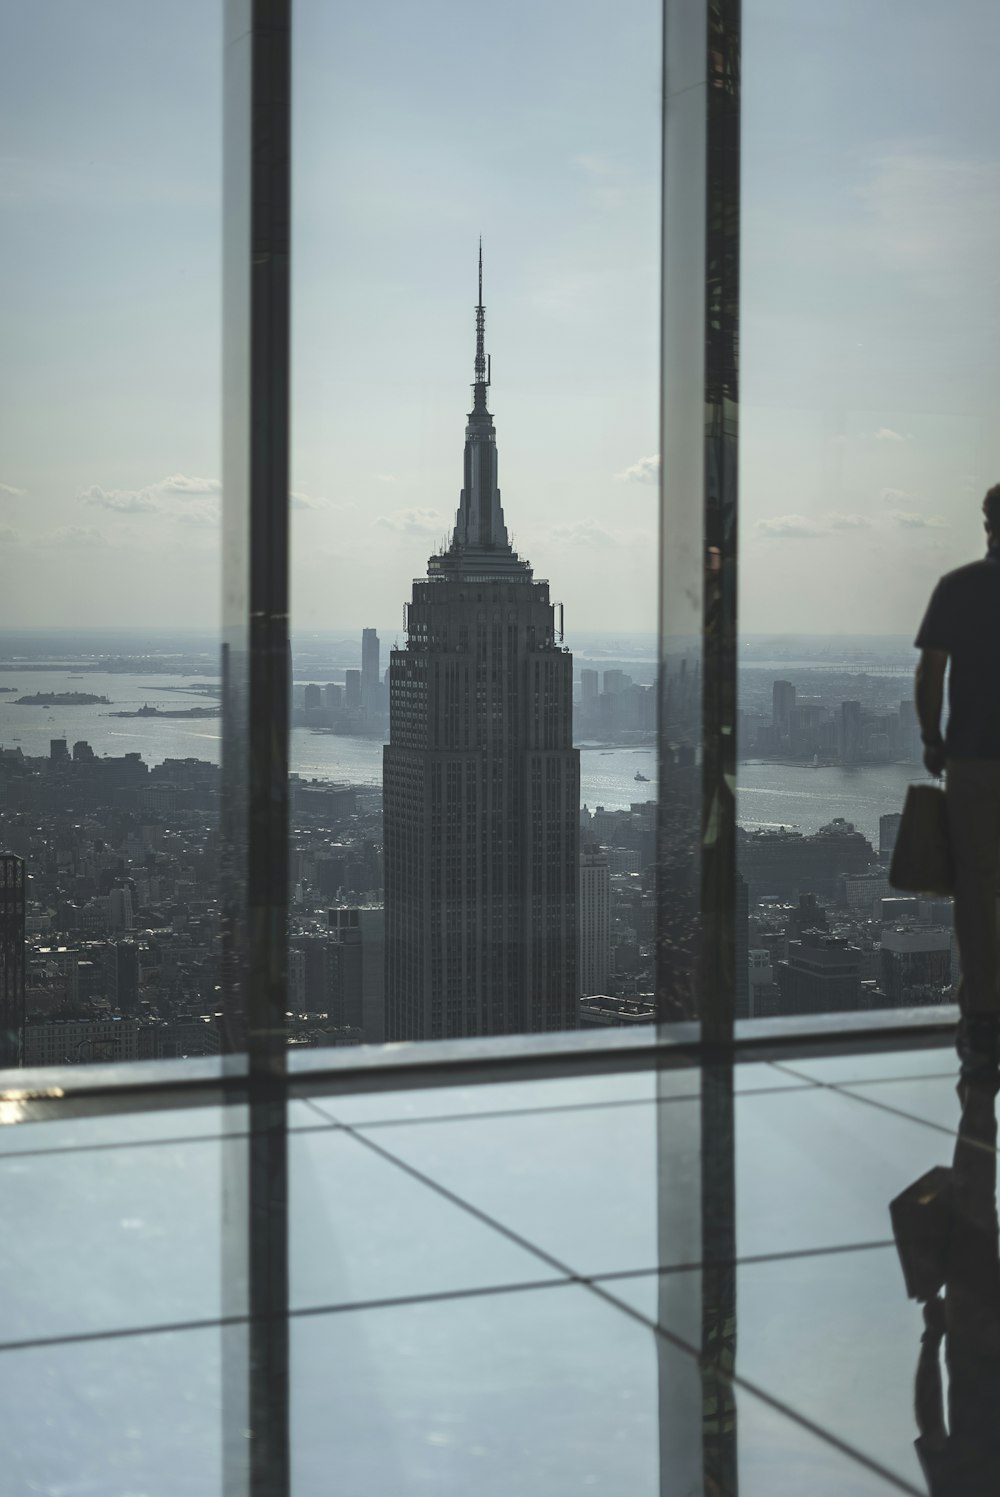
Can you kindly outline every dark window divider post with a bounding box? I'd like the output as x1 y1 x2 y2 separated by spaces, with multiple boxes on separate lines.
222 2 292 1494
657 0 740 1490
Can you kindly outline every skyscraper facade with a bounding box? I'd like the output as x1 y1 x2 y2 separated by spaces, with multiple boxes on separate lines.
579 845 610 998
361 628 380 715
384 253 579 1040
328 906 385 1044
0 853 26 1067
840 699 862 765
772 679 795 741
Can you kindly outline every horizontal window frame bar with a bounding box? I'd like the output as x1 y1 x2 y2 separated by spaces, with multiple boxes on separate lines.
0 1006 958 1125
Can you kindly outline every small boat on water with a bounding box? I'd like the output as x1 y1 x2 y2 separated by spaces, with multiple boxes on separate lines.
635 771 650 782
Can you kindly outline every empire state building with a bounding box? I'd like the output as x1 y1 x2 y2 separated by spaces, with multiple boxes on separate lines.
384 252 579 1040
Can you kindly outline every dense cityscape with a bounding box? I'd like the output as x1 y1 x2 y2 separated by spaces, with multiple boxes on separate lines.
0 270 952 1065
0 622 955 1069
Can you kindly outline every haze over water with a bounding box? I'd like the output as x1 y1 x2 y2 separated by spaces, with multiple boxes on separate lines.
0 668 658 815
0 665 929 840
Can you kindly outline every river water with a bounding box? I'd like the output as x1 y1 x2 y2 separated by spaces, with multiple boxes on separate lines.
0 669 927 839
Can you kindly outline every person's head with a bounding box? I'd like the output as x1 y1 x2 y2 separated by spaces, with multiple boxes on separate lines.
983 485 1000 546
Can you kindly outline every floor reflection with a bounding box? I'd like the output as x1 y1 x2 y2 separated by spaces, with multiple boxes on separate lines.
894 1078 1000 1496
2 1049 989 1495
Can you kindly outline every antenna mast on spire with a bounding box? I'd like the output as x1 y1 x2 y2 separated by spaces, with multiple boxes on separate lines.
473 238 490 406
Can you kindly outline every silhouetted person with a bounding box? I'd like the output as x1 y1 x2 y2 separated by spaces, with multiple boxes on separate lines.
899 1081 1000 1494
915 484 1000 1077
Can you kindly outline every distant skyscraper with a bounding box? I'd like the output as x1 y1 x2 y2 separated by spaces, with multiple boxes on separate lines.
114 941 139 1013
345 670 362 710
384 249 579 1040
361 629 380 714
898 698 920 761
879 812 903 861
880 927 954 1006
580 669 599 703
328 906 385 1043
0 854 26 1067
772 680 795 739
108 886 133 932
840 700 862 765
579 846 610 998
303 683 322 712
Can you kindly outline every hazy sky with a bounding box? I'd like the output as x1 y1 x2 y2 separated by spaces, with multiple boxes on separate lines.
2 0 999 637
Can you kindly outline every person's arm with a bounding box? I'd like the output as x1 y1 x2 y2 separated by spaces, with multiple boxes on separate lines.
915 649 948 776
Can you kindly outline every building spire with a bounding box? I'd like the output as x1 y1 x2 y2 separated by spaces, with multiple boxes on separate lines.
428 242 528 576
473 237 490 413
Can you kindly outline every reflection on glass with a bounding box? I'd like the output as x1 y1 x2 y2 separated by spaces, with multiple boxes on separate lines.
738 0 1000 1025
290 0 660 1046
892 1078 1000 1493
0 4 224 1072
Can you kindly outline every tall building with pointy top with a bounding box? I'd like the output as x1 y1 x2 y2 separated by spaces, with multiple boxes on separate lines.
384 248 579 1039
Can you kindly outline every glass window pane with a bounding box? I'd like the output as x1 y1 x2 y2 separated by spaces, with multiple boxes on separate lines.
738 0 998 1022
289 0 661 1047
0 2 225 1069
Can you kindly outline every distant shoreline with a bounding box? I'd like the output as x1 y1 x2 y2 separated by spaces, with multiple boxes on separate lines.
739 756 918 770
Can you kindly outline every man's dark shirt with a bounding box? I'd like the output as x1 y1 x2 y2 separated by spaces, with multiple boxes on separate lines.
916 548 1000 757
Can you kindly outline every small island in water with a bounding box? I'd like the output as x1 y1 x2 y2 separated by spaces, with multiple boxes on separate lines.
16 691 110 706
109 703 220 719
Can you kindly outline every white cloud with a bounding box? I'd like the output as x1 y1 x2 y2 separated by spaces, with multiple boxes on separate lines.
0 483 25 500
374 507 448 537
874 427 906 442
888 510 947 530
756 508 939 539
615 454 659 485
374 474 397 485
880 487 916 506
291 490 349 512
157 475 220 496
81 486 160 514
81 475 345 522
80 474 220 516
0 527 20 544
828 513 872 530
755 514 829 539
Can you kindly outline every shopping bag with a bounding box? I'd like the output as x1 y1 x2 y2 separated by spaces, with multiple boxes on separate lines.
890 1165 953 1302
889 783 954 896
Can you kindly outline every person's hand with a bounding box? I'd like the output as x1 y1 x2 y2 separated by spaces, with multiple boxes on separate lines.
923 741 946 778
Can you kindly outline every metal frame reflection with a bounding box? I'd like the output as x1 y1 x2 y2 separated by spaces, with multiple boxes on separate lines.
659 0 740 1490
222 0 292 1492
